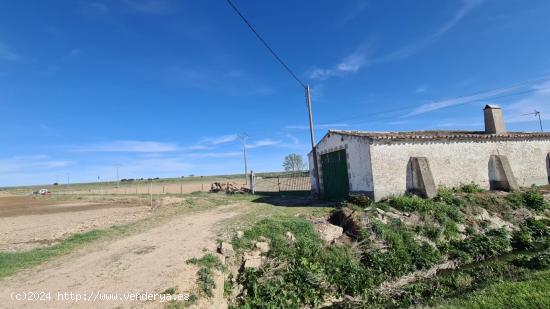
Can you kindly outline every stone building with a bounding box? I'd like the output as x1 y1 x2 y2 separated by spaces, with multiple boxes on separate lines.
309 105 550 201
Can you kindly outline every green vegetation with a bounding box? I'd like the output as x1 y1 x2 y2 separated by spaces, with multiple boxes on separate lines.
227 187 550 308
437 269 550 308
0 230 106 278
186 254 225 297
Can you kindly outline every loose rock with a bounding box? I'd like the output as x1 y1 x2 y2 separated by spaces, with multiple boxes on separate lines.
315 222 343 243
218 242 235 258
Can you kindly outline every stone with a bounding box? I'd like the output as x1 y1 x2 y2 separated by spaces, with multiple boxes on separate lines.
243 250 263 269
254 241 270 253
315 222 343 243
285 231 296 243
236 231 244 239
218 242 235 258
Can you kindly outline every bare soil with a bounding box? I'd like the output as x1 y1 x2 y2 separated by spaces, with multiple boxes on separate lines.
0 196 150 251
0 203 242 308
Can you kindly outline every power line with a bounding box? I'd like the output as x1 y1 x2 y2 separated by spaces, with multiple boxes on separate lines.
225 0 306 89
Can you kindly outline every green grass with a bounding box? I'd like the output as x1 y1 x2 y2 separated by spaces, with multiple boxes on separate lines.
0 230 107 278
437 269 550 308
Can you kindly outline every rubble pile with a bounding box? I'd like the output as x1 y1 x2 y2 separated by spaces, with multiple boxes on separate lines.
210 182 250 194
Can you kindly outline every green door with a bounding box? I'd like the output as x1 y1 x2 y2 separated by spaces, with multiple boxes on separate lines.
321 149 350 201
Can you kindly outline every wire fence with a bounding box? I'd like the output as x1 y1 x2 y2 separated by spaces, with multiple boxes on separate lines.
253 171 311 193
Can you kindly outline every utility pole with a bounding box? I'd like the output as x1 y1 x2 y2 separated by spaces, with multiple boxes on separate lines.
226 0 320 197
306 85 320 196
114 164 121 188
66 173 70 186
521 110 544 132
238 134 249 185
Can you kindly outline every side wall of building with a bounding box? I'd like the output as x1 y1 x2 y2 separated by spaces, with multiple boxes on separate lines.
369 139 550 200
309 133 374 197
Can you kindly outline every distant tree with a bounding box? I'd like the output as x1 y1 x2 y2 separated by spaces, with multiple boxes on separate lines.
283 153 306 172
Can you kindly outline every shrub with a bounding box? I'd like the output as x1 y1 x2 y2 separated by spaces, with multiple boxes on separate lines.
347 194 371 207
523 188 549 211
511 229 534 250
512 251 550 270
459 183 484 193
449 229 511 262
506 191 524 209
524 218 550 239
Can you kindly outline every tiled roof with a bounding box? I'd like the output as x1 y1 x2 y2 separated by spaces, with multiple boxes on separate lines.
328 130 550 143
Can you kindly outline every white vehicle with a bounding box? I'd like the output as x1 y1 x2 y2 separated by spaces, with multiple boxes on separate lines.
38 189 49 195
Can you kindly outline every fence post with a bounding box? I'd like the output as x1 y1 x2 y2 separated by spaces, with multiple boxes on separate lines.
180 183 183 194
277 177 281 192
250 171 256 195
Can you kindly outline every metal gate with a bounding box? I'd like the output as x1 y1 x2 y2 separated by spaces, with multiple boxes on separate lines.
321 149 349 201
252 171 311 194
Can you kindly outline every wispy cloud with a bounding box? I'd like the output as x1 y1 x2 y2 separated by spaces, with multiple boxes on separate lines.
122 0 172 13
309 0 483 80
505 81 550 125
0 40 18 61
0 155 73 173
201 134 239 146
72 141 178 153
309 48 370 80
406 83 524 117
415 85 429 94
166 66 274 96
285 123 349 130
181 152 241 158
286 133 300 145
247 139 281 149
337 0 369 26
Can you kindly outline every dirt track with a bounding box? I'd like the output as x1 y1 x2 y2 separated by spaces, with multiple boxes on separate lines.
0 203 242 308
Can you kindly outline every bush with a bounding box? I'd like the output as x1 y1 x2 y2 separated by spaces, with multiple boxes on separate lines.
506 191 524 209
524 218 550 239
347 194 371 207
362 221 441 280
523 188 549 211
511 229 534 250
449 229 511 262
512 251 550 270
460 183 484 193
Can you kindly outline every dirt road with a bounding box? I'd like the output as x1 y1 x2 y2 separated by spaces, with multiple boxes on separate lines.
0 203 243 308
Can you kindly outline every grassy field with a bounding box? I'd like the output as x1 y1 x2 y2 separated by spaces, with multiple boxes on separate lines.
439 269 550 308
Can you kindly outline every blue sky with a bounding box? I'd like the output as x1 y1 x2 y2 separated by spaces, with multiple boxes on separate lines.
1 0 550 186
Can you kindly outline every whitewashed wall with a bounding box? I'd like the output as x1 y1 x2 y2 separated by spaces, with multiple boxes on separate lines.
309 133 374 195
370 139 550 200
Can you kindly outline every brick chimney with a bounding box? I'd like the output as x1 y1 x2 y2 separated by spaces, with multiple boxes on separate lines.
484 104 506 134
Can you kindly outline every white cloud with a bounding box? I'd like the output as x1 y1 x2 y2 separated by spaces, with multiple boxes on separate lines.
286 133 300 145
181 152 241 158
337 0 369 26
406 83 524 117
309 48 370 80
0 40 18 61
247 139 280 149
122 0 172 13
201 134 239 145
505 81 550 125
72 141 178 153
0 155 73 173
310 0 483 80
415 85 429 94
